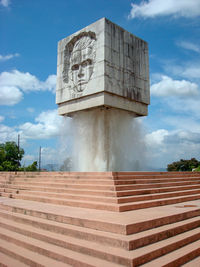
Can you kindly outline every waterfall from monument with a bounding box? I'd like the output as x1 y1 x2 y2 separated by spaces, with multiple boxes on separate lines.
56 18 150 172
69 109 145 171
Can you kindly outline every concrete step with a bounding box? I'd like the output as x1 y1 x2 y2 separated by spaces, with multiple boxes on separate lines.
117 189 200 203
2 188 200 206
6 171 200 178
114 174 200 180
140 239 200 267
11 181 116 190
0 208 199 251
8 180 200 192
118 194 200 212
0 197 199 235
0 209 131 250
9 177 200 184
0 227 124 267
115 181 200 191
114 171 200 176
0 238 80 267
2 190 200 212
5 184 117 196
2 190 118 203
0 221 200 266
5 183 200 198
182 256 200 266
0 192 120 211
0 251 28 267
116 185 200 197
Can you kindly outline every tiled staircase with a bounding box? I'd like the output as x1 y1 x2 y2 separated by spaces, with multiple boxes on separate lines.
0 171 200 266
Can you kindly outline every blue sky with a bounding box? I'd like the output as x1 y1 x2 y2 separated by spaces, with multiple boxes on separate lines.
0 0 200 170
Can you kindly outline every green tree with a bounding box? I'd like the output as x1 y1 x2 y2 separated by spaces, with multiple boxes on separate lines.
167 158 200 172
0 141 24 171
23 161 38 172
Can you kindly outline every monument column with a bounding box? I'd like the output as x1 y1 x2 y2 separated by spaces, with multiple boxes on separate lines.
56 18 150 171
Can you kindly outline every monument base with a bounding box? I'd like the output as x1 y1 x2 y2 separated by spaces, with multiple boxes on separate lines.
0 171 200 266
58 91 148 117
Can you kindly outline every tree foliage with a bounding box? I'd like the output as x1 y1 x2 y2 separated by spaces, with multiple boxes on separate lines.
0 142 24 171
167 158 200 172
0 141 38 172
20 161 38 172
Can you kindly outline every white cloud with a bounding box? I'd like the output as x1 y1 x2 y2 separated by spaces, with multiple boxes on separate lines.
182 66 200 79
0 70 56 105
0 116 4 123
129 0 200 19
177 41 200 53
164 97 200 118
0 124 18 143
145 129 200 168
164 116 200 133
0 109 63 143
0 53 19 61
27 107 35 113
146 129 169 147
0 86 23 105
0 0 10 7
151 76 199 97
18 109 62 140
163 61 200 80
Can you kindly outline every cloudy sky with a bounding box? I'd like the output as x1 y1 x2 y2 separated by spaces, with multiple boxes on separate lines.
0 0 200 170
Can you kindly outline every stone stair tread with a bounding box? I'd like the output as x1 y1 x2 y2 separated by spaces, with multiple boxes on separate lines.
0 208 199 250
14 187 200 198
14 190 118 202
0 239 71 267
117 188 200 201
6 184 200 195
182 256 200 266
0 227 124 267
10 177 200 182
6 193 119 207
3 189 200 210
140 239 200 266
4 188 199 207
0 209 130 247
119 194 200 207
12 181 114 185
3 188 200 206
1 212 200 253
0 251 28 267
117 185 200 195
115 181 200 190
0 221 200 266
11 180 200 187
6 184 117 195
1 191 199 213
0 197 199 234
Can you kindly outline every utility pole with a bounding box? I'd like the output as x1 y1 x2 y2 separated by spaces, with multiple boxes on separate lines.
17 134 20 168
38 146 41 171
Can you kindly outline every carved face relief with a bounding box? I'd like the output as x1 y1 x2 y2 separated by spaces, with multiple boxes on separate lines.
69 47 94 92
63 33 96 96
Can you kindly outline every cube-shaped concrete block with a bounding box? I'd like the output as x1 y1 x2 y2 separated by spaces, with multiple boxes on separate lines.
56 18 150 116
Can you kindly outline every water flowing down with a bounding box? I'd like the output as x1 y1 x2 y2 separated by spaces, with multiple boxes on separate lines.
69 108 146 171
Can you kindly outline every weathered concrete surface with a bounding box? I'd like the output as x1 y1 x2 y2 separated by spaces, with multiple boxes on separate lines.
56 18 149 116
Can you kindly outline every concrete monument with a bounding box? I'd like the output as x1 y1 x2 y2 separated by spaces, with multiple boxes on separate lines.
56 18 150 171
56 18 150 117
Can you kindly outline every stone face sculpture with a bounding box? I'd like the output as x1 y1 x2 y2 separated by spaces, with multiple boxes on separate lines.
56 18 150 116
62 32 96 97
